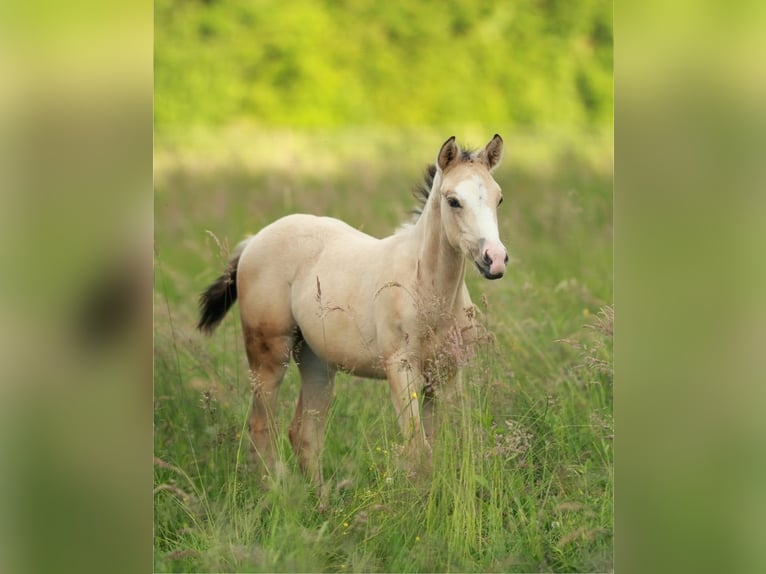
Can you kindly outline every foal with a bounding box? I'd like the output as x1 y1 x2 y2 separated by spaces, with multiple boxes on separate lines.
198 135 508 484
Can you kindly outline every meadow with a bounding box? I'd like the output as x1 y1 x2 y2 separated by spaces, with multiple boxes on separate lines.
153 127 613 572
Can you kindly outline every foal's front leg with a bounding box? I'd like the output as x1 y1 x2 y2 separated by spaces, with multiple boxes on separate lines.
386 355 430 454
421 367 461 445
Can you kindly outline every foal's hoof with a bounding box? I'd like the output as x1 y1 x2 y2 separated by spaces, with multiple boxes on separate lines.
256 460 289 489
316 481 332 513
395 441 434 478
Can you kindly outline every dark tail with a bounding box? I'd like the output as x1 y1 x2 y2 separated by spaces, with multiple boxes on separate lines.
197 238 249 334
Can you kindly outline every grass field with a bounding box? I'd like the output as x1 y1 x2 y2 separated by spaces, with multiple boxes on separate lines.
153 127 613 572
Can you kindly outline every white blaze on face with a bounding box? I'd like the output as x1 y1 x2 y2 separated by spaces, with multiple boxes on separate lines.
454 176 508 276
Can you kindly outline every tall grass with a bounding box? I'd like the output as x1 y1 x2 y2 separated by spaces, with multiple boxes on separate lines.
154 128 612 572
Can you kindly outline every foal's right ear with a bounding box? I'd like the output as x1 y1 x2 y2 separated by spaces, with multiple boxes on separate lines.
480 134 504 171
437 136 459 171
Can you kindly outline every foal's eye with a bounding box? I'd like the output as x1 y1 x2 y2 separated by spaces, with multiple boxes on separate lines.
447 197 462 209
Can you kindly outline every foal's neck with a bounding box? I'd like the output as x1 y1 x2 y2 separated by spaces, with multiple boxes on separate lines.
411 193 466 308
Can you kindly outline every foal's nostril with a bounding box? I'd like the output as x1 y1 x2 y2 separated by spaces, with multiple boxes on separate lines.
504 253 509 264
483 251 492 265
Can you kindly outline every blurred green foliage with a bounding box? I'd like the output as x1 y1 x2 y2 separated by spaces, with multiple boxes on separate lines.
155 0 612 131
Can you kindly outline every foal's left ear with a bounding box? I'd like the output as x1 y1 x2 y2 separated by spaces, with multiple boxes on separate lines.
479 134 504 171
437 136 459 171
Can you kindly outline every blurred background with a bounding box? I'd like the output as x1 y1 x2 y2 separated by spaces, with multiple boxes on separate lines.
154 0 612 133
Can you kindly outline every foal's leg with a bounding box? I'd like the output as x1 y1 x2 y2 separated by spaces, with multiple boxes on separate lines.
421 369 460 444
386 356 429 452
243 325 293 480
289 343 336 486
421 374 437 444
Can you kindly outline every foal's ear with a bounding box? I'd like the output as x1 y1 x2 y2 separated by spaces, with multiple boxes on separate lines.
437 136 459 171
480 134 504 171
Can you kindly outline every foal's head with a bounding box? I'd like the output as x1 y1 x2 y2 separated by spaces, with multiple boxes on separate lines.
434 134 508 279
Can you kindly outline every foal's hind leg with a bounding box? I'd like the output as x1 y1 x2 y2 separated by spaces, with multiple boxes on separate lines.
243 325 293 480
289 342 336 486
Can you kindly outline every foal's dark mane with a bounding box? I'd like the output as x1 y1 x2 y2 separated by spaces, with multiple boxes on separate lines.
409 146 478 221
410 164 437 219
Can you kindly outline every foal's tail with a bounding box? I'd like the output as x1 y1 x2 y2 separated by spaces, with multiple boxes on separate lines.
197 237 251 334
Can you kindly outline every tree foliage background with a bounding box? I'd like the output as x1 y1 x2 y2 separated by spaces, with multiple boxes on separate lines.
155 0 612 132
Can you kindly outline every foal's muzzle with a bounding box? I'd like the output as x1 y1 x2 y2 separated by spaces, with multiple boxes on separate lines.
475 239 509 280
